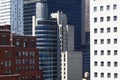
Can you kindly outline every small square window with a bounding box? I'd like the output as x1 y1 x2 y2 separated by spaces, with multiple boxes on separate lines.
107 5 110 10
94 50 97 55
114 73 118 78
113 4 117 10
107 73 111 78
107 50 111 55
94 7 97 12
114 62 118 67
94 61 98 66
101 62 104 66
101 50 104 55
94 72 98 77
107 62 111 67
100 28 104 33
101 73 104 78
107 16 110 21
107 28 110 33
94 28 97 33
114 50 118 55
94 39 97 44
113 16 117 21
107 39 111 44
100 17 104 22
94 18 97 22
100 6 103 11
114 39 117 44
114 27 117 32
101 39 104 44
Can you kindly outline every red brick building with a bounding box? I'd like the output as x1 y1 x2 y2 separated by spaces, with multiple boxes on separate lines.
0 25 42 80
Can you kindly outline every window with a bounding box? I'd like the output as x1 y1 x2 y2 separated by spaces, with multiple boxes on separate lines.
101 50 104 55
100 28 104 33
94 61 98 66
16 41 20 47
107 62 111 67
94 39 97 44
113 16 117 21
94 17 97 22
23 42 27 48
113 4 117 10
101 73 104 78
114 39 117 44
94 28 97 33
94 72 98 77
94 7 97 12
101 39 104 44
107 5 110 10
114 50 118 55
101 62 104 66
107 16 110 21
107 28 110 33
114 27 117 32
100 6 103 11
1 36 7 45
107 39 111 44
100 17 104 22
114 62 118 67
107 50 111 55
94 50 97 55
107 73 111 78
114 73 118 78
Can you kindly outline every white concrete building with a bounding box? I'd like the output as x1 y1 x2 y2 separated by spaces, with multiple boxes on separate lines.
90 0 120 80
0 0 23 34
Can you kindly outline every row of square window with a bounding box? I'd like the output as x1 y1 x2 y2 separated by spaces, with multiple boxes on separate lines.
94 27 117 33
94 16 117 22
94 4 117 12
16 51 35 57
94 61 118 67
94 50 118 55
16 59 35 64
94 39 118 44
94 72 118 78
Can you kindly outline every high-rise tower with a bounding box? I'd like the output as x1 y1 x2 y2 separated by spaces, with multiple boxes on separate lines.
0 0 23 34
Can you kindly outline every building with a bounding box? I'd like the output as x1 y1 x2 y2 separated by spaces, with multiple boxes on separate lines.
0 25 43 80
51 11 82 80
90 0 119 80
0 0 23 34
23 0 82 50
34 1 59 80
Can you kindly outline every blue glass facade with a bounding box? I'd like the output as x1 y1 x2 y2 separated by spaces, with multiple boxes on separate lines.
35 20 59 80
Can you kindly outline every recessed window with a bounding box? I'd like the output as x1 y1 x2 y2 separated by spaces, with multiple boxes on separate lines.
101 73 104 78
107 73 111 78
94 50 97 55
101 61 104 66
94 7 97 12
107 5 110 10
100 28 104 33
107 28 110 33
100 17 104 22
114 50 118 55
114 62 118 67
107 50 111 55
94 39 97 44
113 4 117 10
114 27 117 32
101 39 104 44
94 72 98 77
101 50 104 55
113 16 117 21
107 62 111 67
114 39 117 44
94 28 97 33
94 61 98 66
94 17 97 22
100 6 103 11
107 16 110 21
114 73 118 78
107 39 111 44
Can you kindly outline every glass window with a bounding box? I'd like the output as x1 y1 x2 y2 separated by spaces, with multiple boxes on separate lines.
101 73 104 78
94 50 97 55
94 17 97 22
114 62 118 67
100 17 104 22
107 73 111 78
100 6 103 11
107 28 110 33
94 39 97 44
94 61 98 66
107 50 111 55
101 62 104 66
94 7 97 12
101 39 104 44
107 5 110 10
94 28 97 33
114 50 118 55
107 62 111 67
114 39 117 44
113 4 117 10
114 73 118 78
94 72 98 77
100 28 104 33
107 16 110 21
101 50 104 55
113 16 117 21
114 27 117 32
107 39 111 44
